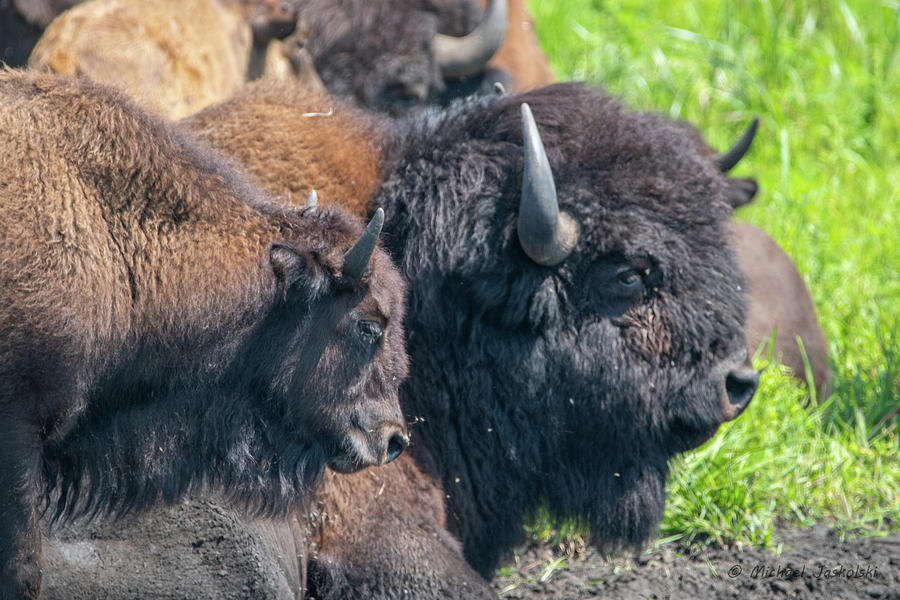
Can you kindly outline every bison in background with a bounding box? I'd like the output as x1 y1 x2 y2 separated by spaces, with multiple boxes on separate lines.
0 70 408 599
26 0 322 119
731 222 831 395
285 0 507 113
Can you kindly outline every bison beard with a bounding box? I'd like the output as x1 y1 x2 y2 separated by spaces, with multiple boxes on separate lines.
0 70 408 599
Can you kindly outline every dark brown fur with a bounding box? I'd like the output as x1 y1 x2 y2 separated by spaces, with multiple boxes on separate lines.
0 70 407 599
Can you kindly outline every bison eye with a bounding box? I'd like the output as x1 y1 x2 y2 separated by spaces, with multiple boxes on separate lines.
358 320 384 344
616 269 643 290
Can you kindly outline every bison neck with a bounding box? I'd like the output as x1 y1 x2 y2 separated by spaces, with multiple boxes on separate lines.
42 382 322 523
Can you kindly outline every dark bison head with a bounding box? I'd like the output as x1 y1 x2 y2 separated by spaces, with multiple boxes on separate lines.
261 204 410 474
377 82 758 564
292 0 505 114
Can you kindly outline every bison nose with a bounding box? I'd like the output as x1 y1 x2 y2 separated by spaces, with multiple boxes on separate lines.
723 365 759 421
385 430 409 464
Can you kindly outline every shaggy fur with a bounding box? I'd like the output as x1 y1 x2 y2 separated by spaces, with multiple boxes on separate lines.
177 80 757 599
181 81 383 217
375 81 749 566
673 120 832 391
0 70 407 599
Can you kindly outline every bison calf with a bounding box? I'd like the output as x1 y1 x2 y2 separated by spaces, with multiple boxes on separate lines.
0 70 407 599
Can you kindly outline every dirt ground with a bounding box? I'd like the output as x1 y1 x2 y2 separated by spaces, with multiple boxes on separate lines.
493 525 900 599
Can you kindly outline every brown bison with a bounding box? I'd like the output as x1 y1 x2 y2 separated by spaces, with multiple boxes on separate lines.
28 0 253 118
730 221 831 396
26 0 320 119
0 70 408 599
186 79 760 597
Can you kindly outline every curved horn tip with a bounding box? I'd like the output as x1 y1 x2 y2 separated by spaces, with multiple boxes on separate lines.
305 189 318 208
518 103 578 267
716 117 760 172
342 208 385 282
434 0 508 79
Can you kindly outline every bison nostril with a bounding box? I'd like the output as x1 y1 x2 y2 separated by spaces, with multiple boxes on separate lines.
385 431 408 463
724 367 759 420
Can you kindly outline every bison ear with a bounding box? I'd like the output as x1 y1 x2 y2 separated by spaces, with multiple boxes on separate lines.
724 177 758 209
269 243 323 296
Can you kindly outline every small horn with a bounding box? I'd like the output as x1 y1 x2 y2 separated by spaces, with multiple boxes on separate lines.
518 103 578 267
715 118 759 172
305 189 318 208
434 0 507 79
343 208 384 282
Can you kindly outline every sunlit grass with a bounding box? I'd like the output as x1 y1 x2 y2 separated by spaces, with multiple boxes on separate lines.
526 0 900 549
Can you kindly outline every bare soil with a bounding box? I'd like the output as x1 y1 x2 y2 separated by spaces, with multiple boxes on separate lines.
493 525 900 599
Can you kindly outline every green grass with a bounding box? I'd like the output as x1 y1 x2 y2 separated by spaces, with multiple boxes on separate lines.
527 0 900 549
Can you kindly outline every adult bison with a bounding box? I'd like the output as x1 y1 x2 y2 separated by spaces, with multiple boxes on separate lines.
186 80 760 597
0 70 408 599
286 0 507 113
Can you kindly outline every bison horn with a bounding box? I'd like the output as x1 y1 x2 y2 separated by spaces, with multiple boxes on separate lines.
715 118 759 172
434 0 507 79
305 189 318 208
518 103 578 267
343 208 384 282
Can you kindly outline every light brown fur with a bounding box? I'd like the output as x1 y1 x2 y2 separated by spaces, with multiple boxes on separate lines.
28 0 253 119
182 81 384 215
27 0 323 120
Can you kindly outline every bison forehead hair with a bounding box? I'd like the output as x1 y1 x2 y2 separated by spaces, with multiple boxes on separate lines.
378 82 750 566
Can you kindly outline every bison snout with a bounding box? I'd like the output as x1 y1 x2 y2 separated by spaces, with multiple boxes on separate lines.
385 429 409 463
722 364 759 421
329 419 409 474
